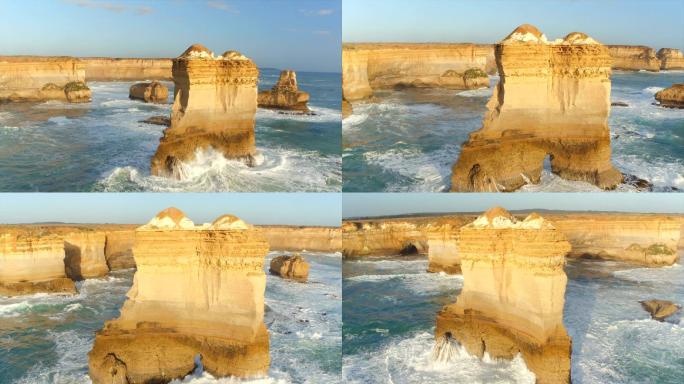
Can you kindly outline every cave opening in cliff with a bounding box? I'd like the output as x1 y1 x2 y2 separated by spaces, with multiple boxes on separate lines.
400 243 419 255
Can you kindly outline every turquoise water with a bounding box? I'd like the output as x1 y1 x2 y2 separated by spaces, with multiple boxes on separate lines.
0 68 341 192
342 256 684 383
342 71 684 192
0 251 342 383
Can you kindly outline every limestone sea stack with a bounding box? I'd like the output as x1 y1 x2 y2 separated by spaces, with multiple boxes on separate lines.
63 231 109 280
655 84 684 108
258 70 310 113
435 208 572 384
0 56 90 103
129 81 169 103
150 44 260 178
269 253 310 282
451 25 623 192
657 48 684 70
104 230 136 270
607 45 661 72
88 208 270 383
0 232 76 296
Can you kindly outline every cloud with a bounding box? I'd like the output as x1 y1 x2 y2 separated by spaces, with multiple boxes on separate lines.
299 8 335 16
64 0 154 15
207 0 239 13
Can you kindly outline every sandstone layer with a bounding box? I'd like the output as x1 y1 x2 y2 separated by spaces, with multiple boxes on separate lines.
435 208 572 384
342 220 429 258
452 25 623 192
657 48 684 70
82 58 172 81
342 98 352 119
0 232 76 296
260 226 341 253
0 56 89 103
63 231 109 280
258 70 310 112
88 208 270 383
607 45 661 72
150 45 260 178
342 43 494 101
105 230 137 270
655 84 684 108
269 254 309 282
129 81 169 103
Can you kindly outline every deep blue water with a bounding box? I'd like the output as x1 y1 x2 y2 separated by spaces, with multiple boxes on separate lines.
0 68 341 192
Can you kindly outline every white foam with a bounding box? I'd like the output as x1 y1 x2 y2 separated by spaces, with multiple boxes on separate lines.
0 301 33 317
456 87 493 98
642 86 665 95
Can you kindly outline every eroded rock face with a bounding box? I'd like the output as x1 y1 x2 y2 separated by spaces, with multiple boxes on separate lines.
640 300 681 321
82 58 172 81
269 253 309 281
342 98 352 119
63 232 108 280
342 220 428 258
129 81 168 103
607 45 661 71
258 70 310 112
655 84 684 108
342 43 494 101
426 223 462 274
0 56 89 103
261 226 341 253
657 48 684 70
435 207 572 384
104 230 136 270
150 44 260 178
88 207 270 383
0 232 76 296
452 25 623 192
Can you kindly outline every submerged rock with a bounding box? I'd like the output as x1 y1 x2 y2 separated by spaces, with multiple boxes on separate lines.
436 207 572 384
88 207 270 383
129 81 168 103
655 84 684 108
640 300 681 321
269 253 310 282
258 70 311 113
452 25 622 192
611 101 629 107
140 115 171 126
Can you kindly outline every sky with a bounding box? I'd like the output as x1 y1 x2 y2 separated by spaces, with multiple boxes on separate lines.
342 193 684 218
0 193 341 226
0 0 341 72
343 0 684 51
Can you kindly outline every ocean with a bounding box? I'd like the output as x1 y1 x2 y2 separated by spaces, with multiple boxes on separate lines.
342 71 684 192
0 69 341 192
342 256 684 383
0 251 342 384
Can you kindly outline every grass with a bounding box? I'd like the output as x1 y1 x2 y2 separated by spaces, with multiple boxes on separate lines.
463 68 488 79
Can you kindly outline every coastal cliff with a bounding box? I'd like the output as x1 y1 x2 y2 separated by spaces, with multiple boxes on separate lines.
435 208 572 384
0 232 76 296
607 45 661 71
342 43 494 101
452 25 622 192
89 208 270 383
82 58 172 81
261 226 341 252
150 44 260 178
258 70 310 112
0 56 88 102
63 232 109 280
104 230 136 270
342 220 428 257
657 48 684 70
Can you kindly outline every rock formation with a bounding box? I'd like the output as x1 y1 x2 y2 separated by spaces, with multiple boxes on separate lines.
0 232 76 296
129 81 168 103
257 70 310 113
342 98 352 119
0 56 90 103
342 43 493 101
63 232 109 280
657 48 684 70
639 300 681 321
82 58 172 81
655 84 684 108
435 207 572 384
260 226 341 253
269 253 309 282
426 223 462 274
451 25 623 192
104 230 136 270
342 220 428 257
150 44 260 178
88 208 269 383
607 45 661 71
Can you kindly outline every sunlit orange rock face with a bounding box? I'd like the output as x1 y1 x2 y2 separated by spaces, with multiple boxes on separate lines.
0 232 76 296
88 208 270 383
258 70 310 112
607 45 661 71
435 207 572 384
151 44 260 178
451 25 623 192
657 48 684 70
0 56 90 103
